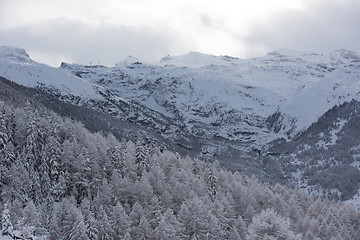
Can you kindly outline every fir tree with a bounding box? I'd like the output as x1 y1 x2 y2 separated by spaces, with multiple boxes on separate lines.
1 203 13 236
135 141 148 176
80 199 98 240
207 166 218 202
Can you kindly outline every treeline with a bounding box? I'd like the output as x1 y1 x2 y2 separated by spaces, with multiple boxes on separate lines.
271 100 360 200
1 100 360 239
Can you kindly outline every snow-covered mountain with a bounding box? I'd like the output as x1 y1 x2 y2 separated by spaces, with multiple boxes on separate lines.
1 45 360 199
59 48 360 143
0 46 101 102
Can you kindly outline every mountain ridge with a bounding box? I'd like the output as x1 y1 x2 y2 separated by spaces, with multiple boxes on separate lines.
1 45 360 201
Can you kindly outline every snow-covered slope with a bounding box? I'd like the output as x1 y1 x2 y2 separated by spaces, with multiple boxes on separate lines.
158 51 241 68
61 48 360 143
0 46 101 102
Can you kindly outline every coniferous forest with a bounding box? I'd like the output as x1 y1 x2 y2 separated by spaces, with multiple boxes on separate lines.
1 98 360 239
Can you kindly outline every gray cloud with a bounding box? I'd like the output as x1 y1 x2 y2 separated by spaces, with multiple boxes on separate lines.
1 0 360 65
242 0 360 56
0 17 194 66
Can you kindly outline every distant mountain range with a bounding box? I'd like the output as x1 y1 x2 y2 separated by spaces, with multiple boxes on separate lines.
1 45 360 203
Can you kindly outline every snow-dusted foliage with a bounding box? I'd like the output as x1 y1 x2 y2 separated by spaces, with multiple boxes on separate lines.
1 100 360 239
1 204 13 236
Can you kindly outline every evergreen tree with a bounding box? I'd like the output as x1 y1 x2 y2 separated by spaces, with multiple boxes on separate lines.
192 160 199 176
129 202 147 238
38 149 51 201
45 135 61 183
178 195 208 239
155 210 182 240
147 196 163 230
207 166 218 202
147 165 167 197
51 175 66 202
80 199 98 240
135 140 148 176
0 103 9 166
135 216 152 240
51 198 88 240
8 160 31 203
206 214 224 239
234 215 247 239
111 201 130 240
68 210 88 240
22 103 43 170
23 200 40 228
134 173 154 205
96 206 114 240
107 143 125 177
1 203 13 236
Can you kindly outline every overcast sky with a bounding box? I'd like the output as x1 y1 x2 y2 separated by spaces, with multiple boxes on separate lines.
0 0 359 67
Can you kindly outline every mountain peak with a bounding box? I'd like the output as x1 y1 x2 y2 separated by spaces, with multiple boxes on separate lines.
158 51 239 68
0 45 34 64
115 55 141 67
266 49 308 57
331 49 360 61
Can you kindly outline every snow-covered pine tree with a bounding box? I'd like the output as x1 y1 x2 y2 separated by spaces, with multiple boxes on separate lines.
1 203 13 236
207 166 218 202
135 140 148 176
135 216 152 240
22 200 40 228
147 195 163 230
111 201 130 240
0 103 9 154
96 205 114 240
192 161 199 176
80 199 98 240
67 207 88 240
38 149 51 201
45 135 61 184
154 209 183 240
0 103 10 185
129 202 147 238
178 194 208 239
107 137 125 177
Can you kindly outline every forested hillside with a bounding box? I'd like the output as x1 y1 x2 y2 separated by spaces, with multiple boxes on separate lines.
1 93 360 239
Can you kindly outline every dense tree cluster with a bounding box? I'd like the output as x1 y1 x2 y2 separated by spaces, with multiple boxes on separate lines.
1 99 360 239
